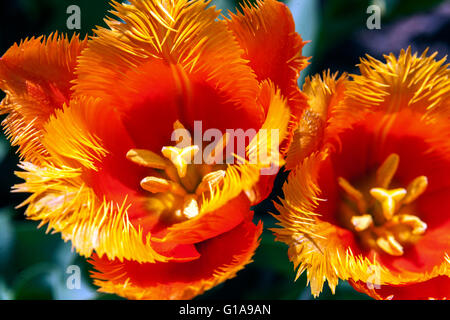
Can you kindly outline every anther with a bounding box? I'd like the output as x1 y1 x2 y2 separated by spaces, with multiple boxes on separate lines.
403 176 428 205
376 234 404 256
173 120 186 131
338 177 367 213
391 214 427 235
126 149 168 169
351 214 373 232
376 153 399 189
140 176 186 196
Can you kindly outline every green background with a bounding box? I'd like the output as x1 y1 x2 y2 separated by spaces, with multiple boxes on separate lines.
0 0 448 300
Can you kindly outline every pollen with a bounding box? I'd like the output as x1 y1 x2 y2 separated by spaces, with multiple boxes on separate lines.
338 153 428 256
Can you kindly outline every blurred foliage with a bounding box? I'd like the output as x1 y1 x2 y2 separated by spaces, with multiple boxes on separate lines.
0 0 448 300
305 0 449 76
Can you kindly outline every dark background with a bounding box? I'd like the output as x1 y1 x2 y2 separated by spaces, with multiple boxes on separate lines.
0 0 448 300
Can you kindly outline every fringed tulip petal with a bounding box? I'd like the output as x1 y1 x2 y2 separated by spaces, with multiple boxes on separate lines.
0 34 87 162
90 218 262 300
1 0 307 299
350 275 450 300
226 0 309 160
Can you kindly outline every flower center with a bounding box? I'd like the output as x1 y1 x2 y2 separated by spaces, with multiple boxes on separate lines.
126 121 229 224
338 153 428 256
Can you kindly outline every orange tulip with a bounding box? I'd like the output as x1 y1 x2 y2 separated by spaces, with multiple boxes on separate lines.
0 0 308 299
273 49 450 300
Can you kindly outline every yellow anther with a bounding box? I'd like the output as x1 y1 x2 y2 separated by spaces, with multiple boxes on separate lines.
338 177 367 213
172 120 192 145
196 170 226 195
126 149 168 169
140 176 171 193
351 214 373 232
173 120 186 131
376 153 400 188
392 214 427 235
370 188 407 220
376 234 404 256
140 176 186 196
183 196 199 219
403 176 428 205
338 153 429 257
161 145 199 178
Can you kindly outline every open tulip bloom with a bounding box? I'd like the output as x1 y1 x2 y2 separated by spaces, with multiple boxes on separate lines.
0 0 448 301
0 0 308 299
273 49 450 300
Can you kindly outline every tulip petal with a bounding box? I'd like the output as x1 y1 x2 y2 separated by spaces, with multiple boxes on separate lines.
155 193 251 245
90 218 262 300
74 0 264 155
273 49 450 299
350 276 450 300
285 71 348 170
226 0 309 150
0 33 87 162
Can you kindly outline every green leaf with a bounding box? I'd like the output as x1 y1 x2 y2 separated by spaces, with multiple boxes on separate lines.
13 263 56 299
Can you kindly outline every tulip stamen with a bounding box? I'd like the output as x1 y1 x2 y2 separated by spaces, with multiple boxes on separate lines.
140 176 187 196
389 214 427 235
338 153 428 256
403 176 428 205
375 153 399 189
126 149 169 169
376 233 404 256
338 177 367 213
127 134 229 223
351 214 373 232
